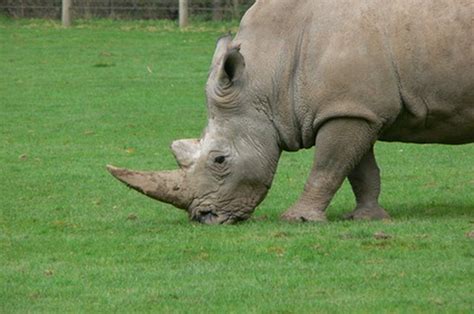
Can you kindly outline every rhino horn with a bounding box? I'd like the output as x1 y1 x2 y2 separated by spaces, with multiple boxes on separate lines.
106 165 192 210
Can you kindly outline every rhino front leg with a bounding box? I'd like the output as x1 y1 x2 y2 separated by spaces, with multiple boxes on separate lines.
344 147 391 220
281 118 379 222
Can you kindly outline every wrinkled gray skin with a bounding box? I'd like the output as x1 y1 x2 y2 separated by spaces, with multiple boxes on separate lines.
108 0 473 224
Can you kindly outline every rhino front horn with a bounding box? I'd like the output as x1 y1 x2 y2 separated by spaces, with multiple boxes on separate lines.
106 165 192 210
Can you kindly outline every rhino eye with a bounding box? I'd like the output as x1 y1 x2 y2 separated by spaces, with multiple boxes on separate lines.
214 156 226 164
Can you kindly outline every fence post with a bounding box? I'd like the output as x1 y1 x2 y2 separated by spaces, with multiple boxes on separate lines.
232 0 239 19
212 0 222 20
62 0 72 27
20 0 25 18
179 0 188 28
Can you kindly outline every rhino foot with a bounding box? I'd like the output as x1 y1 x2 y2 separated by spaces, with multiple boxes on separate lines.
343 206 390 221
281 206 327 223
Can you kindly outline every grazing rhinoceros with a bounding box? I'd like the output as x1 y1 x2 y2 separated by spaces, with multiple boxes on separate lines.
107 0 473 224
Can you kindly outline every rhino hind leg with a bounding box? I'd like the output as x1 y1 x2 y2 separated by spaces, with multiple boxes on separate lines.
281 118 380 222
343 147 390 220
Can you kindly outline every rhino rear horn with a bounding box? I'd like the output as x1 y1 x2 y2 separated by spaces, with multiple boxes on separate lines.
106 165 192 210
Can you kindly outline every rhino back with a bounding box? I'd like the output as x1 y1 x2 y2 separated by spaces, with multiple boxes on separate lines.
234 0 473 148
382 0 473 144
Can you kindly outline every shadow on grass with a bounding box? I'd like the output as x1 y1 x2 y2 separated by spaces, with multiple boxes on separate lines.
119 200 472 226
388 202 473 219
327 201 473 222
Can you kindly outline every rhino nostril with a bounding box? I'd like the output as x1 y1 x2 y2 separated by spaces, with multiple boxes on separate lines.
197 209 215 223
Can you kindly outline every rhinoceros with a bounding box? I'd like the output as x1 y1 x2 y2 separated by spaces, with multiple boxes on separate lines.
107 0 473 224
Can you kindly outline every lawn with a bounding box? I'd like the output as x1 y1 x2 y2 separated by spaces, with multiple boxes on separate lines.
1 18 473 313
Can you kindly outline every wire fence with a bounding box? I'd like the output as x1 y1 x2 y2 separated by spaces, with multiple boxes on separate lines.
0 0 254 20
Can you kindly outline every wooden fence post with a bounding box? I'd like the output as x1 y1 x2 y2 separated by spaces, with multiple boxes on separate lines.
20 0 25 18
212 0 222 20
232 0 239 19
179 0 188 28
62 0 72 27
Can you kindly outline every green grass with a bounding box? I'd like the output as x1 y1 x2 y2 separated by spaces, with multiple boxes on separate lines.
1 18 473 313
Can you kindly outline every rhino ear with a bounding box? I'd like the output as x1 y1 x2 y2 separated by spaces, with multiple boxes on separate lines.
171 139 200 169
219 47 245 87
211 34 233 66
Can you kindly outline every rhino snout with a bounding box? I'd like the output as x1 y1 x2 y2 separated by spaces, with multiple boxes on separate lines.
190 205 249 225
192 208 218 224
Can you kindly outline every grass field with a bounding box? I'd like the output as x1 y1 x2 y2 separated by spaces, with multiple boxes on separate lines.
1 18 473 312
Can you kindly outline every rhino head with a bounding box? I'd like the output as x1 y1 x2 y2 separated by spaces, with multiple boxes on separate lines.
108 35 281 224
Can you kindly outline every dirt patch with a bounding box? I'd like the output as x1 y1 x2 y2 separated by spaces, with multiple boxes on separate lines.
127 213 138 221
373 231 392 240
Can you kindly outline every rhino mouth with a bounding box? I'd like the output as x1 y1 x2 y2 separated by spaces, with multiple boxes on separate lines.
192 209 219 224
190 206 249 225
189 189 265 224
